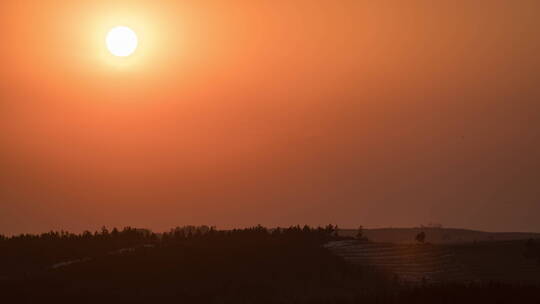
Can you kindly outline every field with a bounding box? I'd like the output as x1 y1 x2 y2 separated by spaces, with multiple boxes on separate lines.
326 239 540 285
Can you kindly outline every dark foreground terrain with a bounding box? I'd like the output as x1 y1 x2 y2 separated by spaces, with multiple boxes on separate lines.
1 226 539 303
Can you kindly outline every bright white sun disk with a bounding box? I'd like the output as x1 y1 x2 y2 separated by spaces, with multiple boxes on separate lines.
106 26 138 57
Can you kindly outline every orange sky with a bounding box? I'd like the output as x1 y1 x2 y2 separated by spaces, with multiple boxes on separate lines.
1 0 539 235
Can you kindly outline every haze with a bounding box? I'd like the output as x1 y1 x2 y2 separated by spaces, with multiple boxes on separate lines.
1 0 539 235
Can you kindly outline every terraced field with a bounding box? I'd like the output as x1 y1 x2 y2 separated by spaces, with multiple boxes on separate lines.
325 240 540 285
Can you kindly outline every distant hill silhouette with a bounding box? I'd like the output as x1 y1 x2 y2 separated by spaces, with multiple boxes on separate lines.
338 227 540 244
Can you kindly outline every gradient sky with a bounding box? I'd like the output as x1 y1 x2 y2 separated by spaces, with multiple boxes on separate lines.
1 0 539 235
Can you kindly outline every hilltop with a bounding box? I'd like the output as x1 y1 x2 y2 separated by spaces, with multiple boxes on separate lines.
339 227 540 244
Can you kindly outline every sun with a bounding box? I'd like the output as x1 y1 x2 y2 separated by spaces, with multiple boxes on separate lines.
106 26 138 57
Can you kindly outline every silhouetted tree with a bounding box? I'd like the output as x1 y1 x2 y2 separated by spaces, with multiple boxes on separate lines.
415 231 426 244
356 226 363 239
111 227 119 238
356 225 369 242
101 226 109 238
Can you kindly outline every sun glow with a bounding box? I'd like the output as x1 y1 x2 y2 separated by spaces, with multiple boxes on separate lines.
106 26 138 57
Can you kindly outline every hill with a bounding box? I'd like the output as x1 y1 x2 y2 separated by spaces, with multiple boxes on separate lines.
327 239 540 285
338 227 540 244
2 226 540 303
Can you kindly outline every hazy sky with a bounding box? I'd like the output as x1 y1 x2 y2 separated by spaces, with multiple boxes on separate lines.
1 0 539 235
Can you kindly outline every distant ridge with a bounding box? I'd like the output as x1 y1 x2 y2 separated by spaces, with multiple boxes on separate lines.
338 227 540 244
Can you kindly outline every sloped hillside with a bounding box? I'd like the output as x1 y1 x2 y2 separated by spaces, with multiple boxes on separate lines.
326 241 473 284
326 240 540 285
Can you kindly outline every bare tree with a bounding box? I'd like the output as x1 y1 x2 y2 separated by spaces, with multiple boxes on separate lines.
415 231 426 244
356 226 363 239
